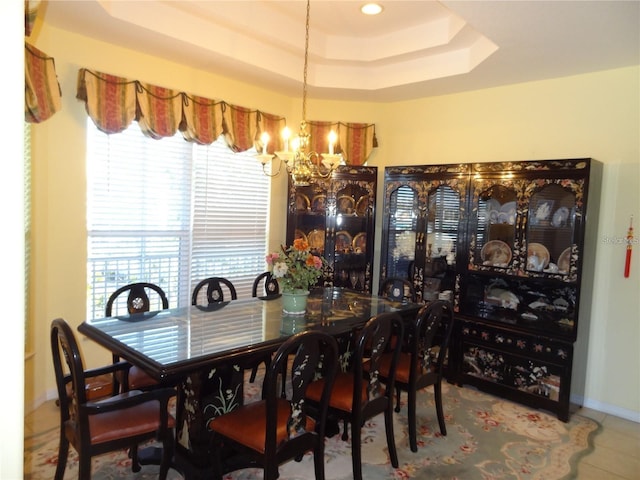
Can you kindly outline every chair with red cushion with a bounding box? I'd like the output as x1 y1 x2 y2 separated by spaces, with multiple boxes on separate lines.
208 330 339 480
105 282 170 391
51 318 175 480
376 300 455 452
305 312 404 480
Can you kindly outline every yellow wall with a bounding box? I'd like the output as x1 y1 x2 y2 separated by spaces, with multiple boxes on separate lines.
27 21 639 421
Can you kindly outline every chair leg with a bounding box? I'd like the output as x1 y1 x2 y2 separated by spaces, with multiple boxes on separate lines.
265 461 279 480
408 387 418 452
210 437 224 480
385 402 399 468
78 452 92 480
394 385 401 412
130 444 141 472
249 364 259 383
53 433 69 480
159 429 173 480
434 380 447 436
350 421 363 480
313 443 326 480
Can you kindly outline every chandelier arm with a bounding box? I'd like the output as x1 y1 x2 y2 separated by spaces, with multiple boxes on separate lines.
308 151 332 178
262 159 283 177
257 154 283 177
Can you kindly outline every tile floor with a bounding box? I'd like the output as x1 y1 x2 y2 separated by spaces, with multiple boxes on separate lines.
24 399 640 479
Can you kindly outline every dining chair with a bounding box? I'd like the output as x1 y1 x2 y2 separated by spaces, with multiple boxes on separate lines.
105 282 170 391
305 312 404 480
379 277 417 302
191 276 238 306
208 330 339 480
251 271 280 298
50 318 176 480
376 300 455 452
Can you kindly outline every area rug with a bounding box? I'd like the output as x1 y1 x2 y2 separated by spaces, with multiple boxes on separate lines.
25 375 599 480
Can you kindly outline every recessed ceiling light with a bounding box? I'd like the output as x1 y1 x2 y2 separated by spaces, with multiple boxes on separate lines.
361 3 383 16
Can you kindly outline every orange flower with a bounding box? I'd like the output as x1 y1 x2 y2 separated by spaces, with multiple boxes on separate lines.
293 238 309 251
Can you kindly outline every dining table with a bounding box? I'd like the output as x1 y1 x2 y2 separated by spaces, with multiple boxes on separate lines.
79 286 423 479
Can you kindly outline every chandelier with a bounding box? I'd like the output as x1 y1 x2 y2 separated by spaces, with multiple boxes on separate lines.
256 0 343 186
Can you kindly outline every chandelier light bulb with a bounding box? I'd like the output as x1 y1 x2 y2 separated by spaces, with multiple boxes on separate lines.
260 131 270 155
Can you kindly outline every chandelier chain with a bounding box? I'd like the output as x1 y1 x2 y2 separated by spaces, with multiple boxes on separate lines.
302 0 310 122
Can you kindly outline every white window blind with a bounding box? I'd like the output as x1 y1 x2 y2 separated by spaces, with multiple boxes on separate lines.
86 120 270 320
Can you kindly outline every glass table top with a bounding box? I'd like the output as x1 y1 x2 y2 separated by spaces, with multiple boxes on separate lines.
79 287 421 379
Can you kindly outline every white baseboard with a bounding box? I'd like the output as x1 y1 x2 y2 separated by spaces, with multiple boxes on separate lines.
571 393 640 423
25 388 58 416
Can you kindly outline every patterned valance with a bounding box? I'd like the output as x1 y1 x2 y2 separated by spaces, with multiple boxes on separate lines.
25 43 62 123
76 68 378 163
307 121 377 166
76 68 285 152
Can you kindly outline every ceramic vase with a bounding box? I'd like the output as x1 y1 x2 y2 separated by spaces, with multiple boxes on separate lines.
281 289 310 315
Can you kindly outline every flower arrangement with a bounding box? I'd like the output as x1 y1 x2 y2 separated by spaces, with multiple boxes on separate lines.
266 239 326 292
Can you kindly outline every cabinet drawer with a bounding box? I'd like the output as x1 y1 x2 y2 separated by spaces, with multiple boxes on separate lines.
460 320 572 364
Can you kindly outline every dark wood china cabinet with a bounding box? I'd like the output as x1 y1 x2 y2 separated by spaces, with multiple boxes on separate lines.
381 158 599 421
286 165 377 293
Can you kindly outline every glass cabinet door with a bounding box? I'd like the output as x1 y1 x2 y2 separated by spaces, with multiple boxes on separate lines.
291 183 329 256
384 185 420 280
332 183 373 290
422 185 460 299
426 184 460 265
474 185 518 268
526 183 576 274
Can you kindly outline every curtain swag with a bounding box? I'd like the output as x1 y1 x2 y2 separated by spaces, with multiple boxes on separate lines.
76 68 377 163
25 43 62 124
76 68 285 152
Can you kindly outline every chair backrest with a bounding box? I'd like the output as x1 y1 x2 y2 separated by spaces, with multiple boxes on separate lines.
251 271 280 298
51 318 88 427
353 312 404 412
191 277 238 306
264 330 338 458
411 300 455 381
379 277 416 302
105 282 169 317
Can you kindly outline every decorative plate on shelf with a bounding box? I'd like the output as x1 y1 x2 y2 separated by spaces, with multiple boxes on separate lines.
551 206 570 227
527 242 550 269
532 199 554 223
307 229 325 254
294 229 307 243
311 194 327 213
335 231 353 252
558 247 571 273
485 198 501 213
337 195 355 215
295 193 310 212
480 240 512 266
500 201 517 225
353 232 367 253
355 195 369 216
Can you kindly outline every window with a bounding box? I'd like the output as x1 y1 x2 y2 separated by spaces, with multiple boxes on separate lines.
86 120 270 319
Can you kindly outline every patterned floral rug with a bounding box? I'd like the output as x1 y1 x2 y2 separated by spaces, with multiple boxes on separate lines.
25 376 599 480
